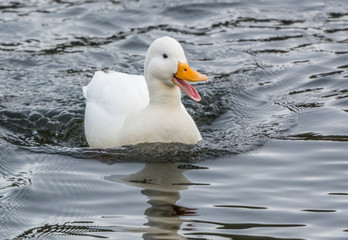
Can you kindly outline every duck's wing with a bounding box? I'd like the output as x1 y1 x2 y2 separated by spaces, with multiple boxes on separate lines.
83 71 149 147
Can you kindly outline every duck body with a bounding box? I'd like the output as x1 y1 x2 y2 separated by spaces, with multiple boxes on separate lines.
119 100 201 146
83 71 149 147
84 37 207 148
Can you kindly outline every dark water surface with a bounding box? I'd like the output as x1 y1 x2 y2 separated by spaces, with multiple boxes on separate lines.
1 0 348 239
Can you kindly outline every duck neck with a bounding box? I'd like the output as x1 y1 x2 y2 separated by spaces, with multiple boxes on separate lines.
146 77 182 108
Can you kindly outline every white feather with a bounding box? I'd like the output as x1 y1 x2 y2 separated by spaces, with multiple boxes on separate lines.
84 71 149 147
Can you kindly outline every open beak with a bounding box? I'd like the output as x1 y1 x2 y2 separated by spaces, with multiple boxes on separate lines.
172 61 208 102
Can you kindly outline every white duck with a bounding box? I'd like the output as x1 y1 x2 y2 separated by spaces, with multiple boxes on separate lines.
83 36 208 148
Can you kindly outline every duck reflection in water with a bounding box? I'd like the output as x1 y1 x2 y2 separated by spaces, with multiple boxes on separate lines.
107 163 205 240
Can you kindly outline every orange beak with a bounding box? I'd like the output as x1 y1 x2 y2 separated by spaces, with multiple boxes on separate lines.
172 61 208 102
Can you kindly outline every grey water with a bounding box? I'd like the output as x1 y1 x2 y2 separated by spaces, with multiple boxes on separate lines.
1 0 348 239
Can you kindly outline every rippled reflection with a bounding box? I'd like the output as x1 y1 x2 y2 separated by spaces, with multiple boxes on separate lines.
106 163 202 239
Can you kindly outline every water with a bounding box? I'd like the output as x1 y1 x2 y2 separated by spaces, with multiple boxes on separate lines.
1 0 348 239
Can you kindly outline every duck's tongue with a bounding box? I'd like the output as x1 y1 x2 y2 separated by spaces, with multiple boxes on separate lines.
172 76 201 102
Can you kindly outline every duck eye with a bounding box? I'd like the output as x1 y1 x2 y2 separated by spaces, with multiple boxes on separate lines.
162 53 168 59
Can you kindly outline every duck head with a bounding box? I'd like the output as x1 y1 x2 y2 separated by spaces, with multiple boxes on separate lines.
144 36 208 102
